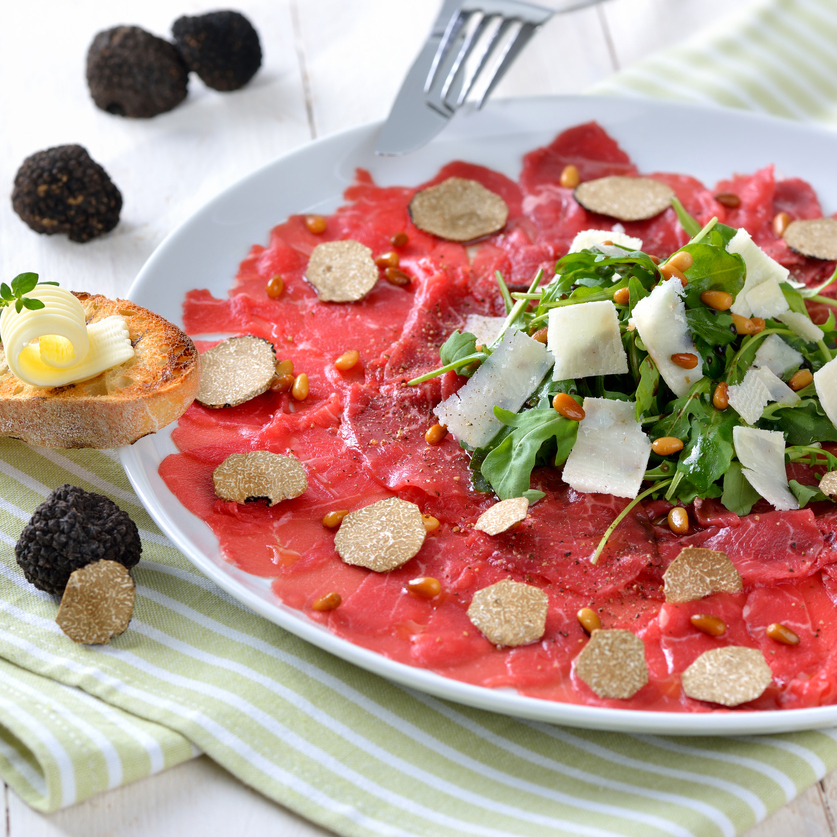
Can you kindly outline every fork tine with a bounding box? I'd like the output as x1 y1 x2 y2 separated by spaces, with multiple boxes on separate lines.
453 15 514 107
440 13 492 104
425 10 468 93
475 20 539 109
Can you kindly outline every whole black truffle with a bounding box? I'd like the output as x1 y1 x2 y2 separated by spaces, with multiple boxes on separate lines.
12 145 122 243
16 485 141 595
87 25 189 118
172 11 261 92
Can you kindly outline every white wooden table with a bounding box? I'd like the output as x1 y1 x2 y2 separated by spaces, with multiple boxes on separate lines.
2 0 835 834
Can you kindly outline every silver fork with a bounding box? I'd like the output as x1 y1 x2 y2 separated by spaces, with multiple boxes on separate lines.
425 0 555 116
376 0 606 155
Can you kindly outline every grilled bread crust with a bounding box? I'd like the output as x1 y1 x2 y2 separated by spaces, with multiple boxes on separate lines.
0 292 200 448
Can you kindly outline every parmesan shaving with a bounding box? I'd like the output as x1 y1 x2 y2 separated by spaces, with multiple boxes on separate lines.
629 277 703 398
727 228 790 319
433 328 553 449
752 333 803 377
462 314 505 348
777 311 823 344
814 356 837 431
733 425 798 511
567 229 643 255
728 366 799 425
562 398 651 499
547 300 628 380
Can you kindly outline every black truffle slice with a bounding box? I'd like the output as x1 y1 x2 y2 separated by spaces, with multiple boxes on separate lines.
86 25 189 118
12 145 122 243
15 485 141 595
172 10 262 91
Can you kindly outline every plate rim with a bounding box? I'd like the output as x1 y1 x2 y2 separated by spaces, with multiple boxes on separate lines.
121 94 837 735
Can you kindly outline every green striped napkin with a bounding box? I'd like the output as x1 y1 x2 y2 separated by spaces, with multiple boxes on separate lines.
4 1 837 834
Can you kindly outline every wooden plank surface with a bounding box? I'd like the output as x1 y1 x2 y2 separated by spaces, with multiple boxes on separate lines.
3 0 835 834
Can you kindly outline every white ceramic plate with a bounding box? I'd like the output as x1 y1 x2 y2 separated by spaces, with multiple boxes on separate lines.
122 95 837 735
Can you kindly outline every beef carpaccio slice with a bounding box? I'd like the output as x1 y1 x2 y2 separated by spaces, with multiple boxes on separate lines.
161 121 837 713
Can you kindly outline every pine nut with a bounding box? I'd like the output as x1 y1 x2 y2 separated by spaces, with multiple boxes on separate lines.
766 622 800 645
560 164 580 189
670 352 699 369
312 591 342 611
407 577 441 599
715 192 741 208
304 214 327 234
530 326 549 344
384 267 411 286
270 373 295 393
690 613 726 637
732 314 765 335
271 360 295 392
577 607 602 635
265 274 284 298
773 211 791 237
391 231 409 248
422 514 440 533
425 423 448 445
652 436 685 456
667 251 694 272
667 507 689 535
553 393 585 421
375 251 400 270
334 350 360 371
322 509 350 528
613 286 630 305
700 290 734 311
713 382 730 410
660 263 688 285
291 372 309 401
788 369 813 391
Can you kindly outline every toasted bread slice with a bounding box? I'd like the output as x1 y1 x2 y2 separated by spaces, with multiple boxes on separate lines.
0 292 199 448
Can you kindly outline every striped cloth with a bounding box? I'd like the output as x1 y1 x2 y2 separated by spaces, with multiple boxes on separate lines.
4 0 837 834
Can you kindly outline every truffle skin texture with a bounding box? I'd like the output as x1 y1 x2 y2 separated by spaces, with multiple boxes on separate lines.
12 145 122 243
172 11 262 91
15 485 141 595
86 25 189 118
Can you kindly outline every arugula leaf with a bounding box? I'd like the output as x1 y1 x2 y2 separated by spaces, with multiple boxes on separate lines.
480 406 578 500
440 330 478 365
670 198 701 237
685 308 736 347
789 480 830 507
679 239 745 308
721 462 760 515
649 378 711 440
771 398 837 445
634 356 659 421
674 411 736 496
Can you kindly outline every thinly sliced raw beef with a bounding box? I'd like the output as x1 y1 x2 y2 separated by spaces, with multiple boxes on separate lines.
161 120 837 713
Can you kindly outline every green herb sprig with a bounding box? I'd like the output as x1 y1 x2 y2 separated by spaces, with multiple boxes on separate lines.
1 273 58 313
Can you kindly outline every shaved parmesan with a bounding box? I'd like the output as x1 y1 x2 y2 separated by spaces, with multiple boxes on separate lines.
462 314 505 348
728 365 799 425
562 398 651 499
568 229 643 255
777 311 823 344
630 278 703 398
727 229 790 319
752 333 803 377
434 329 553 449
814 356 837 431
548 301 628 380
745 277 790 319
733 426 798 511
